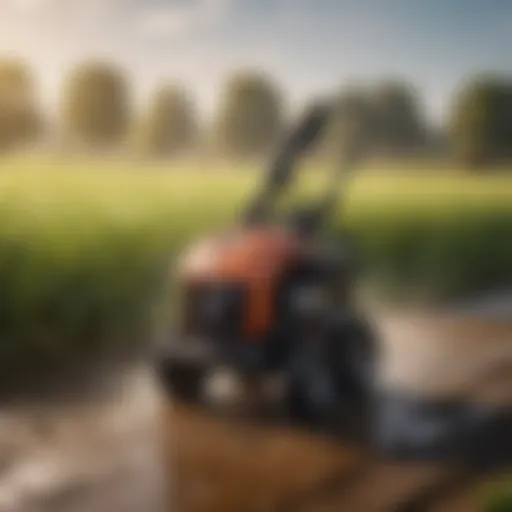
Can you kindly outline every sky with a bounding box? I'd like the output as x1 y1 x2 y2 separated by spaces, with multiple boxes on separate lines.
0 0 511 124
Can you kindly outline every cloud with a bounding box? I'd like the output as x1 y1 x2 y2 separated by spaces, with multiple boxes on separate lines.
6 0 48 14
3 0 230 34
4 0 122 21
137 6 191 37
136 0 231 39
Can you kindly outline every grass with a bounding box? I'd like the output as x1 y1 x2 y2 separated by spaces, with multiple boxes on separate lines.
484 476 512 512
0 154 511 379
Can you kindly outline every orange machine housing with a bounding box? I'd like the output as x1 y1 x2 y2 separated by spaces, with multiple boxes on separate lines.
180 227 308 338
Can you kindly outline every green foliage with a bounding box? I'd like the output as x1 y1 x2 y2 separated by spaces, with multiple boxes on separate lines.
450 75 512 167
0 159 510 380
372 81 427 154
483 477 512 512
324 87 378 158
214 72 283 157
137 84 197 156
61 61 130 148
324 82 427 159
0 60 41 151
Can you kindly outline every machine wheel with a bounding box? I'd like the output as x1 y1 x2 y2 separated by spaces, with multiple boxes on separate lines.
283 316 377 428
156 352 206 404
286 369 312 423
331 315 377 405
285 341 339 425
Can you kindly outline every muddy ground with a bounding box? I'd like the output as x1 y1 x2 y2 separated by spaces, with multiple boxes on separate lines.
0 307 511 512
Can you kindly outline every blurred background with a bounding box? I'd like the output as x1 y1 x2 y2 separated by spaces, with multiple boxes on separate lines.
0 1 511 511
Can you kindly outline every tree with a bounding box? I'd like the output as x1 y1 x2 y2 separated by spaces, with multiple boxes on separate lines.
138 85 197 156
450 76 512 167
61 61 130 148
324 87 378 158
0 60 41 151
214 72 283 157
372 82 426 155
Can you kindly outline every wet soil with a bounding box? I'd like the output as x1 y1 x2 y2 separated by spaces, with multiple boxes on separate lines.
0 308 510 512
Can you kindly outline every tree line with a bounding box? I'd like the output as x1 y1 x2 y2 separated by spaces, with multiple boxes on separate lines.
0 58 511 167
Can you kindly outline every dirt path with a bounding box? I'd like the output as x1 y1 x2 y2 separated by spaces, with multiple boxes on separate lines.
165 403 508 512
0 310 510 512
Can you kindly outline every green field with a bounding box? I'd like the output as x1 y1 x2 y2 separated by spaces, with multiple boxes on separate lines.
0 156 511 381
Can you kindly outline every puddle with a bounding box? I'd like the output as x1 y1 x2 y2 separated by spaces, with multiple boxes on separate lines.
372 391 512 466
0 366 166 512
0 309 510 511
